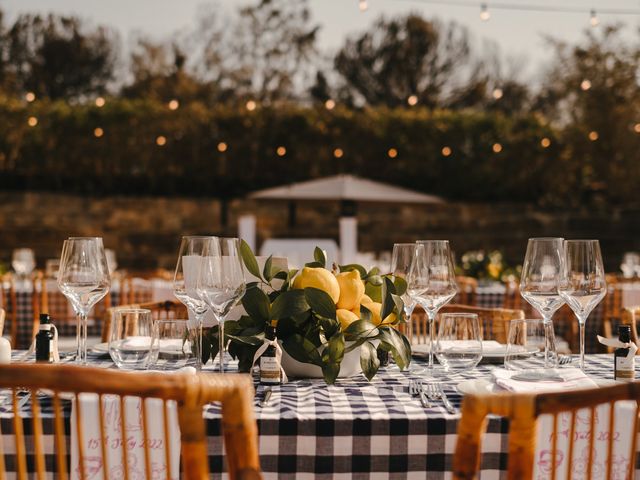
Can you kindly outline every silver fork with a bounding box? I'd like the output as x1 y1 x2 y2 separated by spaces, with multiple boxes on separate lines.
558 355 573 365
409 379 431 408
425 383 457 414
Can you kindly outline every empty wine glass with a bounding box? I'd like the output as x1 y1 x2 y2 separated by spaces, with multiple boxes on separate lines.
12 248 36 278
173 235 216 371
435 313 483 371
559 240 607 370
58 237 110 364
390 243 418 340
519 237 565 367
197 238 246 374
407 240 458 371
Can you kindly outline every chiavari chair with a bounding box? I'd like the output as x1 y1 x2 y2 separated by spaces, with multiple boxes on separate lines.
453 382 640 480
0 363 262 480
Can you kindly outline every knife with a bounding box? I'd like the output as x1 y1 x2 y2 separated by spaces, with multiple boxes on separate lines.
259 387 273 407
438 384 456 414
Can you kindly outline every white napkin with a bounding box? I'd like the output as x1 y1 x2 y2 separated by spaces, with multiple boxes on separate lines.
71 394 180 480
116 336 153 351
492 367 598 393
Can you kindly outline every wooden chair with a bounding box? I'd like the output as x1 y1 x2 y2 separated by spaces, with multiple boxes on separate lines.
453 382 640 480
602 276 640 344
410 304 525 345
0 307 5 336
0 363 262 480
455 276 478 305
101 300 188 342
1 273 18 347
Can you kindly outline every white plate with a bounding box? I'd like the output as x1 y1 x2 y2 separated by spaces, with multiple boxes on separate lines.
457 377 618 395
90 342 109 354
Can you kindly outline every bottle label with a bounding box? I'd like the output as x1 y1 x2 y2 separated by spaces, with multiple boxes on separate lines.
49 340 54 363
260 356 281 383
615 354 635 381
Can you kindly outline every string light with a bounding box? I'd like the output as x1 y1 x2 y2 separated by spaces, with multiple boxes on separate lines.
334 148 344 158
492 88 503 100
634 123 640 133
27 116 38 127
276 146 287 156
246 100 257 111
95 97 105 108
387 148 398 158
441 146 452 157
325 99 336 110
25 92 36 103
492 143 502 153
541 137 551 148
580 79 592 91
588 131 598 141
168 99 179 110
590 9 599 27
407 95 418 106
94 127 104 138
480 3 490 21
358 0 368 11
156 135 167 146
217 142 228 152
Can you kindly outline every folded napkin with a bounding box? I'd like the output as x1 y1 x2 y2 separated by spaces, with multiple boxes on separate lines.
116 335 153 351
492 367 598 393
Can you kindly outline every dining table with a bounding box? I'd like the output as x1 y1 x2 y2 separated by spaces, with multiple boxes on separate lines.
0 351 633 479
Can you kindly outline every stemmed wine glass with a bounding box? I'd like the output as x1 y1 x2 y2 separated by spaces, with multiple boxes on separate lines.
197 238 246 374
519 237 564 367
58 237 110 364
559 240 607 370
407 240 458 371
173 235 216 371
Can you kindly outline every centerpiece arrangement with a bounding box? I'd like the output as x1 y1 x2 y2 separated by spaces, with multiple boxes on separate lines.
201 242 411 384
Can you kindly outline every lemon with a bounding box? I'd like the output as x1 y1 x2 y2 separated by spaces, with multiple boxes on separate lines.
336 270 365 310
361 300 396 326
361 294 373 304
292 267 340 303
337 309 359 331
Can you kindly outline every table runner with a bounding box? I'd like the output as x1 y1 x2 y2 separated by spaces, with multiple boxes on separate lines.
1 353 633 479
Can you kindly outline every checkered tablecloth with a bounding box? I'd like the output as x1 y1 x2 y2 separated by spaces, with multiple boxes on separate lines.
0 353 630 479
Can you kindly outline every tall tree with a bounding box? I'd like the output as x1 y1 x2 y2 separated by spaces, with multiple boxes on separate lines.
5 13 117 99
333 15 472 108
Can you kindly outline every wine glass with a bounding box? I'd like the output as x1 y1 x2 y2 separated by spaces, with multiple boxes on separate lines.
407 240 458 371
559 240 607 370
519 237 565 367
58 237 110 364
197 238 246 374
173 235 216 371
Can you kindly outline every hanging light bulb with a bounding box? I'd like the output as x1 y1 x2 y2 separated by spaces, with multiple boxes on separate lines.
480 4 490 21
590 9 599 27
358 0 368 12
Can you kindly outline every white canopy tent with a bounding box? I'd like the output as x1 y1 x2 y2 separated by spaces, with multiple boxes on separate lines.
242 174 445 263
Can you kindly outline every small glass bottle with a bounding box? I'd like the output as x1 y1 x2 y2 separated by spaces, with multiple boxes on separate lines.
35 313 54 363
614 325 635 382
260 323 281 385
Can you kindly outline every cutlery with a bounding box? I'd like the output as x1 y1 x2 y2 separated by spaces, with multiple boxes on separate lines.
425 383 456 414
259 387 273 408
558 355 573 365
409 379 431 408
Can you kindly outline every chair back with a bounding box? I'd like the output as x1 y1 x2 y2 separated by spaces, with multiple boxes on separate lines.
455 276 478 305
0 307 5 337
453 383 640 480
0 364 262 480
1 273 18 347
410 304 524 344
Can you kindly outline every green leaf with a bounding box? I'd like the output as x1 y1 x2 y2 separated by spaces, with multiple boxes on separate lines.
304 287 336 320
241 287 270 322
226 334 264 346
318 316 340 339
359 304 372 323
343 337 367 353
270 289 309 320
274 270 288 281
322 333 345 365
359 341 380 381
380 277 395 321
313 247 327 268
240 239 261 280
263 255 274 282
304 261 324 268
378 327 412 370
339 264 367 278
393 276 408 296
367 267 380 277
321 362 340 385
283 334 322 365
365 282 382 303
343 319 379 340
367 275 383 286
391 293 405 324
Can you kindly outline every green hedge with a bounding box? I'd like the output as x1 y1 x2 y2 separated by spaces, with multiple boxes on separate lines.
0 96 566 203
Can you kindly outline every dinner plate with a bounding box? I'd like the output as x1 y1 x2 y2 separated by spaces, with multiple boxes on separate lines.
90 342 109 354
457 377 618 395
411 344 539 364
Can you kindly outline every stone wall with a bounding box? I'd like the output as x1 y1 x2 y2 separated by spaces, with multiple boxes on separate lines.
0 191 639 270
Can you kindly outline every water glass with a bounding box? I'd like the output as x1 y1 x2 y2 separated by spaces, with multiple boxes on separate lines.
109 309 157 370
12 248 36 277
505 319 558 377
435 313 483 371
150 319 198 370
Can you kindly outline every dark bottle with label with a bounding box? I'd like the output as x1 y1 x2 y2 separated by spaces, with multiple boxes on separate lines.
35 314 54 363
614 325 635 381
260 324 281 384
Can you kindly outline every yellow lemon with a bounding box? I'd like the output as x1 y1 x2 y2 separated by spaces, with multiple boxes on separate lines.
292 267 340 303
361 300 396 326
350 305 361 317
336 270 365 310
337 309 359 331
361 294 373 304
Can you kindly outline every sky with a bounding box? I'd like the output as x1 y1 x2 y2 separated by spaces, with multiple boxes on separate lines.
1 0 639 82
